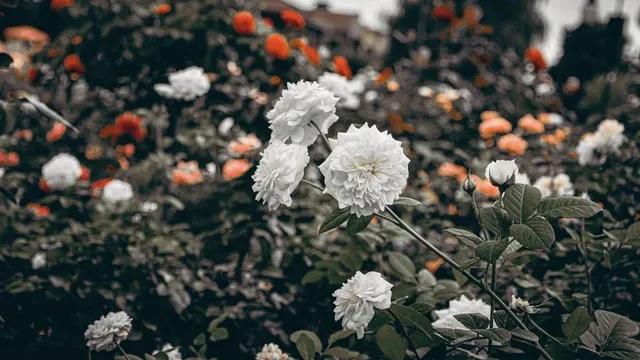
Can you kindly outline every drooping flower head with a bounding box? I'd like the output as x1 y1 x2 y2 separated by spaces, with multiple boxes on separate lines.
84 311 132 352
484 159 518 187
333 271 393 339
252 141 309 211
267 80 339 146
42 153 82 190
154 66 211 101
320 124 409 217
102 179 134 203
256 343 292 360
432 295 491 330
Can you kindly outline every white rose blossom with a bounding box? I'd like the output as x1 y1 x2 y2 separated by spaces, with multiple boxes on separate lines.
333 271 393 339
320 124 409 217
509 295 536 314
42 153 82 190
484 159 519 187
31 252 46 270
154 66 211 101
84 311 132 352
576 119 625 166
432 295 491 330
252 141 309 211
318 72 361 109
533 174 574 198
102 180 134 203
267 80 339 146
255 343 291 360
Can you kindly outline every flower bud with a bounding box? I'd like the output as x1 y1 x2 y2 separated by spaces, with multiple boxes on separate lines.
462 172 476 195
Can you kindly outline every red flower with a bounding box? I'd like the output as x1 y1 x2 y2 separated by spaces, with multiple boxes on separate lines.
333 56 352 79
432 5 455 22
27 203 50 218
89 178 112 196
265 33 290 60
233 11 256 35
63 54 85 75
524 47 547 71
79 166 90 182
280 9 305 29
100 112 147 142
0 150 20 166
154 3 172 16
46 122 66 142
51 0 74 11
301 45 320 66
39 178 51 192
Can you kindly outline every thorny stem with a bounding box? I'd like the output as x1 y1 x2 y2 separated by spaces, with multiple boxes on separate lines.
526 314 565 346
310 120 333 151
388 309 421 360
115 342 131 360
383 206 553 360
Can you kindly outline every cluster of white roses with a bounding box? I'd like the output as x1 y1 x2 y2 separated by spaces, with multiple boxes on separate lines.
576 118 625 165
154 66 211 101
252 79 410 217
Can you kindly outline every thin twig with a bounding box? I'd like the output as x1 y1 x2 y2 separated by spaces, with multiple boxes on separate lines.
301 179 325 192
388 309 421 360
488 261 497 353
579 219 593 314
115 342 131 360
526 314 565 346
470 190 490 241
310 120 332 151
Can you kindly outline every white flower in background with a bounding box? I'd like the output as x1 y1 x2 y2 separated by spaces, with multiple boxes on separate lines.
515 172 530 185
432 295 491 330
31 252 46 270
42 153 82 190
546 113 563 126
318 72 361 109
509 295 536 314
595 119 625 150
252 141 309 211
576 119 625 165
364 90 378 102
154 66 210 101
267 80 339 146
141 201 158 213
320 124 409 217
218 117 235 135
533 174 574 198
484 159 519 187
576 133 601 165
418 86 434 98
256 343 291 360
84 311 132 352
102 180 134 203
333 271 393 339
205 162 217 177
154 343 182 360
0 167 5 179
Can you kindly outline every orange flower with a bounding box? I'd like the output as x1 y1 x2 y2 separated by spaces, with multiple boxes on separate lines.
89 178 112 196
100 112 147 142
228 134 262 155
265 33 290 60
3 26 50 53
0 150 20 166
172 161 204 185
517 114 545 134
432 5 455 22
153 3 172 15
116 143 135 158
301 45 320 66
269 75 282 86
375 67 393 85
471 175 499 198
425 258 445 273
524 47 546 71
479 117 512 139
46 122 66 142
233 11 256 35
15 129 33 141
497 134 528 156
51 0 74 10
387 112 415 134
79 166 90 182
280 9 305 29
541 128 569 146
480 111 500 122
289 37 306 49
63 54 85 75
333 55 352 79
222 159 251 181
437 163 467 182
27 203 50 218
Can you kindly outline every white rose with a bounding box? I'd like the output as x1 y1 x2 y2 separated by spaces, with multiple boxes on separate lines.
318 72 361 109
31 252 46 270
533 173 574 198
267 80 339 146
102 180 134 203
42 153 82 190
255 343 291 360
595 119 625 150
333 271 393 339
252 141 309 211
484 159 519 187
432 295 491 330
319 124 409 217
84 311 132 352
154 66 210 101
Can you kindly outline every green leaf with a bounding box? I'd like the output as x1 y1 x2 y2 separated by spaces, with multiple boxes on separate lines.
389 303 434 338
339 251 363 272
388 252 416 282
324 347 360 359
509 216 555 250
510 329 539 343
453 313 490 330
476 328 511 343
562 306 592 342
537 197 602 218
294 334 318 360
394 196 422 206
346 214 373 235
209 327 228 341
115 356 143 360
291 330 323 353
376 325 407 360
302 270 325 285
503 184 542 222
445 228 482 246
328 329 355 347
625 222 640 244
145 355 157 360
479 206 510 237
580 310 640 359
476 240 509 262
193 333 206 346
319 208 351 233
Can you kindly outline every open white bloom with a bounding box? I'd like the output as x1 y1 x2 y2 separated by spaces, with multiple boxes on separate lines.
31 252 46 270
154 66 210 101
484 159 518 187
509 295 536 314
576 119 625 166
333 271 393 339
154 343 182 360
432 295 491 330
318 72 361 109
267 80 339 146
102 180 134 203
533 174 574 198
255 343 291 360
576 133 601 166
252 141 309 211
595 119 625 150
320 124 409 217
42 153 82 190
84 311 132 352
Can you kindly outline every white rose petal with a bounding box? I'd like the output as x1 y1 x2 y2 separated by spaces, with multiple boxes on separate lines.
318 72 361 110
102 180 134 203
484 159 519 187
155 66 210 101
432 295 491 330
42 153 82 190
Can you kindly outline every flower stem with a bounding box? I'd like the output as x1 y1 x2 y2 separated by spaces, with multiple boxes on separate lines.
526 314 565 346
488 261 497 353
115 342 131 360
301 179 325 192
470 190 490 241
579 219 593 314
387 309 421 360
383 206 552 360
310 120 332 151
